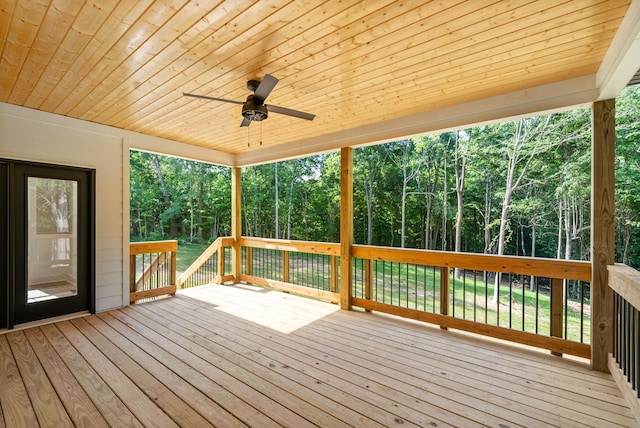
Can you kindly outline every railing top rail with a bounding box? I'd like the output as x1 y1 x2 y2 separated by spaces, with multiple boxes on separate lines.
130 240 178 255
608 263 640 310
177 236 232 286
352 244 591 281
239 237 340 256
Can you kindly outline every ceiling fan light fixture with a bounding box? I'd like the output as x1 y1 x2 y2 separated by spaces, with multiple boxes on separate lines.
242 96 268 122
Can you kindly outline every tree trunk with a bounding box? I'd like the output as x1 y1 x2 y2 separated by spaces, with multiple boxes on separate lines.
197 179 204 243
366 173 374 245
454 131 467 278
529 222 536 291
442 156 447 251
151 154 177 238
401 144 409 248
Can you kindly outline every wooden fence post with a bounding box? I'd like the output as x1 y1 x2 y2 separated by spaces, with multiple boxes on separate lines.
216 246 225 284
364 259 373 312
246 247 253 276
130 254 136 294
330 255 338 293
550 277 564 356
283 251 290 283
440 267 449 329
170 250 177 293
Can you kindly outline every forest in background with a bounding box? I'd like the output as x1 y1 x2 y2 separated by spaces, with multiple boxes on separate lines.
130 85 640 268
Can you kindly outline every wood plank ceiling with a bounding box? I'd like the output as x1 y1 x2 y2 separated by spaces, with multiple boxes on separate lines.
0 0 633 157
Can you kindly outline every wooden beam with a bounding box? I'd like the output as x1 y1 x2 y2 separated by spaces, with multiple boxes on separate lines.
340 147 353 310
591 98 616 372
231 167 242 282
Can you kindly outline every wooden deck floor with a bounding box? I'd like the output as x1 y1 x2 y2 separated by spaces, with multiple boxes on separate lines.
0 284 636 427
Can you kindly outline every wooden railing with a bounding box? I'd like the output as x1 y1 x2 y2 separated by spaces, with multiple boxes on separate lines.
608 263 640 420
135 237 593 359
352 245 591 358
129 240 177 303
238 237 341 304
177 237 234 288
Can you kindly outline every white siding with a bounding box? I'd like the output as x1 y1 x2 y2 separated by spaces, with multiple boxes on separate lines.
0 103 225 312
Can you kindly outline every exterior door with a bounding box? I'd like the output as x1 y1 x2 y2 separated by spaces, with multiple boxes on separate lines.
4 160 94 327
0 161 7 329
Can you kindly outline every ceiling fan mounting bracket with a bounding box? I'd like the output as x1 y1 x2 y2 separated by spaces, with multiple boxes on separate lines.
247 79 261 92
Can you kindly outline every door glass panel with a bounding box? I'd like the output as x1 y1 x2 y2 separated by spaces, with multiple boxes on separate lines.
27 177 78 303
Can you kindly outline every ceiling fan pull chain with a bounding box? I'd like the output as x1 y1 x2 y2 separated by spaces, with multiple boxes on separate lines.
260 121 263 146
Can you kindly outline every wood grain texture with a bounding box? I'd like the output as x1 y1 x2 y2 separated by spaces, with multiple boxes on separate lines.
591 98 616 372
340 147 353 310
5 331 74 427
352 244 591 280
239 236 340 256
609 353 640 425
231 167 242 279
0 1 632 157
0 285 634 427
0 335 39 427
608 263 640 310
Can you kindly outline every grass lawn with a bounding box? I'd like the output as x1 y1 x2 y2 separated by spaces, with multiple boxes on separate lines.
176 242 210 273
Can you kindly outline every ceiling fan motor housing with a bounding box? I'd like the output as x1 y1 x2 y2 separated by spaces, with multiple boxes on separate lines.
242 95 268 121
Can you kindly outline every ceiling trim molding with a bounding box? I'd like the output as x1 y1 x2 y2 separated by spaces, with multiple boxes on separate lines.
235 75 598 167
597 0 640 99
0 102 236 167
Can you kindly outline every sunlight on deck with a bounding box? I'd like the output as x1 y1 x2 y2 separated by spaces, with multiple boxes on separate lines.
182 283 341 334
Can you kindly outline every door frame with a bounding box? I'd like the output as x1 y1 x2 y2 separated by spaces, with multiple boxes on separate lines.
2 158 95 329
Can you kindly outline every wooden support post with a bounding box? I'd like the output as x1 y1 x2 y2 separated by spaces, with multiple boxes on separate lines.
231 167 242 283
550 277 564 356
282 251 290 283
591 99 616 372
340 147 354 310
330 255 338 293
364 259 373 312
440 267 450 329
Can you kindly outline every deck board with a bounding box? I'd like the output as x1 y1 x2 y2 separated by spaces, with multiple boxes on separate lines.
0 284 636 427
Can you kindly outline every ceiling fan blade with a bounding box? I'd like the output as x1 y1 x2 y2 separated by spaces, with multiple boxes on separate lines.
253 74 278 102
266 104 315 121
183 92 244 105
240 117 251 127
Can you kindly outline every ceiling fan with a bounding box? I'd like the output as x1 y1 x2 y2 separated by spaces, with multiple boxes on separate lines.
183 74 315 127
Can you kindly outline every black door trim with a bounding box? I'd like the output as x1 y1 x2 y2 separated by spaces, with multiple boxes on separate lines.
2 158 95 328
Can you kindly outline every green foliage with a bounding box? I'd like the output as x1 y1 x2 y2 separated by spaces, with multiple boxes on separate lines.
130 86 640 267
